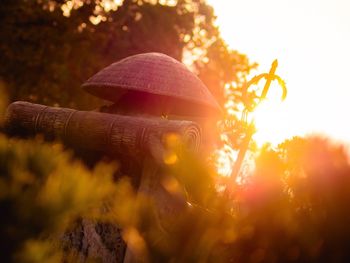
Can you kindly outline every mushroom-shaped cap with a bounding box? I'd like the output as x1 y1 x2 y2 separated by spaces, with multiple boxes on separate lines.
82 53 221 117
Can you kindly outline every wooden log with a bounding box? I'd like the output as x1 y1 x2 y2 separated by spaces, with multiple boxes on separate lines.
4 101 201 158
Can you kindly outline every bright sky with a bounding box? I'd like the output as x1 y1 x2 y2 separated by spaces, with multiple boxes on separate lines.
207 0 350 146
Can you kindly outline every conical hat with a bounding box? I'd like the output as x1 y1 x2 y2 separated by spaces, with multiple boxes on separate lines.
82 52 221 116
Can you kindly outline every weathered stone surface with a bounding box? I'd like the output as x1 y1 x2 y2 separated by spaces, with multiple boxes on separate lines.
62 219 126 263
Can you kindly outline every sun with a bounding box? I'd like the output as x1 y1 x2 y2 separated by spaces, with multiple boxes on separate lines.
252 99 286 147
248 79 289 147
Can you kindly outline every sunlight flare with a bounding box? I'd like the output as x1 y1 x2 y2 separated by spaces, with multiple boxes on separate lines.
250 79 288 147
214 143 237 177
208 0 350 145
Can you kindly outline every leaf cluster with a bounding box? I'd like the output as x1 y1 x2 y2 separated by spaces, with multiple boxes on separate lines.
0 134 118 262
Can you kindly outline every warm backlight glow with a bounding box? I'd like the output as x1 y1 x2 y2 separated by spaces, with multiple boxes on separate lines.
252 99 285 147
207 0 350 146
250 79 288 147
214 143 237 177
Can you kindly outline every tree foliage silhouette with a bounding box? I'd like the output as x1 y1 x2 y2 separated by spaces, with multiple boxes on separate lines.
0 0 254 109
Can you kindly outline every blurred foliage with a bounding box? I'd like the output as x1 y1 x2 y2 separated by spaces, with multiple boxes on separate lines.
0 81 9 126
2 110 350 262
131 136 350 262
0 134 120 262
0 0 255 109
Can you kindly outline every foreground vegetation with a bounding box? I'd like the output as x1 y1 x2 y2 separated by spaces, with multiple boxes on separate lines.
1 130 350 262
